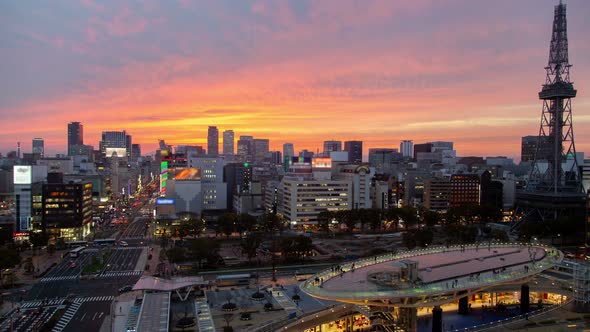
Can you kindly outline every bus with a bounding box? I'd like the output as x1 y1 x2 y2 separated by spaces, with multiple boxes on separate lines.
215 274 252 287
69 246 85 258
93 238 116 247
65 241 88 248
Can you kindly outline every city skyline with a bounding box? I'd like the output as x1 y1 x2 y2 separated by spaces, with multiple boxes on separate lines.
1 1 590 159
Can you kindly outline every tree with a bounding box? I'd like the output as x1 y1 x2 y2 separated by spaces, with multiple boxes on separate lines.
317 211 334 234
29 232 48 248
261 213 285 233
421 210 441 228
0 248 21 287
217 213 237 238
279 236 313 261
398 206 418 230
402 232 417 249
189 238 220 269
383 208 400 231
241 234 262 263
236 213 258 236
166 247 186 263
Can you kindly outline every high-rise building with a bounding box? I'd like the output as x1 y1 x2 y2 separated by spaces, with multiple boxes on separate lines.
32 138 44 157
223 130 234 155
237 136 254 162
253 139 270 163
99 130 131 158
207 126 219 156
368 148 400 172
400 140 413 158
42 181 93 241
520 136 552 163
344 140 363 163
283 143 294 159
323 140 342 155
413 143 432 160
67 122 83 156
131 144 141 162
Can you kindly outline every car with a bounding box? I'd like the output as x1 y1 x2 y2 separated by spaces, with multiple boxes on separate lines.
69 263 76 268
118 285 133 293
119 241 128 247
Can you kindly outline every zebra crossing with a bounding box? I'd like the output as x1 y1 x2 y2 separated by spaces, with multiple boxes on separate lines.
20 299 65 308
99 270 142 278
77 296 114 303
117 246 147 250
40 275 78 283
52 301 82 332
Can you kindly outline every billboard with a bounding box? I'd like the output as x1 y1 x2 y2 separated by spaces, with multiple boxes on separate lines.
105 147 127 158
174 168 201 181
160 161 168 196
14 165 32 184
155 198 176 205
312 157 332 168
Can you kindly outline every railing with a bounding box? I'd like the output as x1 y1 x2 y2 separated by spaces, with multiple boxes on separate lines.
300 243 563 302
455 298 573 332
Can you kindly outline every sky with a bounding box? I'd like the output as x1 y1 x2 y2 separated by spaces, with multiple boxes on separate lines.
1 0 589 160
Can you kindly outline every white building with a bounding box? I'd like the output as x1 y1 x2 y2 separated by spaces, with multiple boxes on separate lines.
400 140 413 158
333 164 375 210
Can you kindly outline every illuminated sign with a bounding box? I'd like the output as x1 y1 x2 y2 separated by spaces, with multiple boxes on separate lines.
312 157 332 168
13 165 32 184
105 147 127 158
160 161 168 196
292 156 311 164
12 232 29 237
174 168 201 181
155 198 175 205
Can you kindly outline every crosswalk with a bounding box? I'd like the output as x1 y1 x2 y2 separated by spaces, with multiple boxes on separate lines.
99 270 142 278
40 275 78 283
20 299 65 308
117 246 147 250
77 296 114 303
52 301 81 332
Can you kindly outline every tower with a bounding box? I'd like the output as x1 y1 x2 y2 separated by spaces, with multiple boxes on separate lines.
67 122 83 156
513 1 585 229
223 130 234 155
207 126 219 156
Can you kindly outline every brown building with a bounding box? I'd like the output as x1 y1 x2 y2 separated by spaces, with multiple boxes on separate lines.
423 178 451 212
450 174 480 208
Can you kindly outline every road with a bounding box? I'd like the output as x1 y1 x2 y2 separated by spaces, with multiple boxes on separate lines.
13 210 151 331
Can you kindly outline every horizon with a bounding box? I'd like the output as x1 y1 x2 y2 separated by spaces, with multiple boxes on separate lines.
1 0 589 160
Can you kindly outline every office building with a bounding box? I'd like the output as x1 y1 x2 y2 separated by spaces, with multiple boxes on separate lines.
450 174 480 208
253 139 270 163
207 126 219 156
237 136 253 162
423 178 451 212
42 181 93 241
344 141 363 163
334 164 375 209
223 130 234 155
400 140 413 159
99 130 132 158
13 165 48 233
413 143 432 160
131 144 141 162
281 178 351 228
67 122 84 156
283 143 295 159
32 138 44 157
323 141 342 155
521 136 552 163
368 148 400 173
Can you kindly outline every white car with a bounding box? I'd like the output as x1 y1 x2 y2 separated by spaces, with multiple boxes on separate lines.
119 241 128 247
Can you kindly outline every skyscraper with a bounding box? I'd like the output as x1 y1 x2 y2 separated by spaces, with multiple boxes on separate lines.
67 122 83 156
323 140 342 155
253 138 270 163
207 126 219 156
100 130 131 158
344 141 363 163
32 138 44 157
223 130 234 155
283 143 294 159
400 140 413 158
237 136 253 162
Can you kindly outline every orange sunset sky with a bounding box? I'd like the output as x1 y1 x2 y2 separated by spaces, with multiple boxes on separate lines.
1 0 589 160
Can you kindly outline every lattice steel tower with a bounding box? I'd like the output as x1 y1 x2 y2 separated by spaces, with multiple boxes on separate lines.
514 1 585 228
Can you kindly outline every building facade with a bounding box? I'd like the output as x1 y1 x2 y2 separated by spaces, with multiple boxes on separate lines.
400 140 413 159
223 130 234 155
32 138 44 157
42 182 93 241
450 174 480 208
67 122 83 156
344 141 363 163
423 178 451 212
207 126 219 156
100 130 132 159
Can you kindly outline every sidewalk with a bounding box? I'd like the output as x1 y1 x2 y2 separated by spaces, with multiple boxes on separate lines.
13 249 67 285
